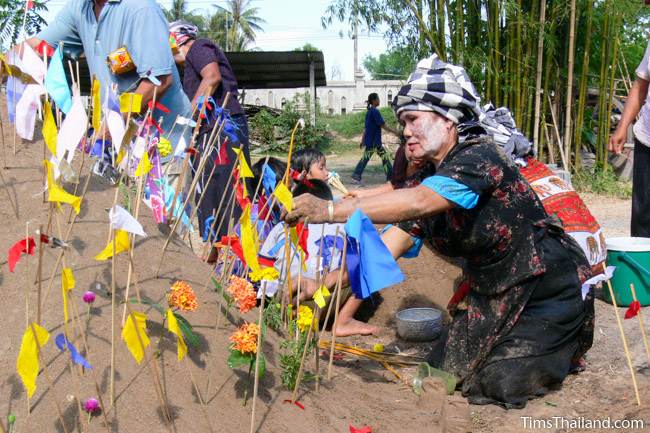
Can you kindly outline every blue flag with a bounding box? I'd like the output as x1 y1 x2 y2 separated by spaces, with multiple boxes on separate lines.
55 333 92 369
315 235 344 271
44 46 72 114
344 209 404 299
6 75 26 124
262 163 277 196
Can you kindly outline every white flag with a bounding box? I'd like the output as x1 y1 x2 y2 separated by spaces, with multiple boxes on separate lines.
106 109 125 154
57 95 87 163
176 116 197 127
20 43 47 84
173 134 188 158
109 205 147 237
15 84 42 140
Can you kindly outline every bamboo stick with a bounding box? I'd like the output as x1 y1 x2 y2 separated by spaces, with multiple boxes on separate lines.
249 283 267 433
328 237 348 381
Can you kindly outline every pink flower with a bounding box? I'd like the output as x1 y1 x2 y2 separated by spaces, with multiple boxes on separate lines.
83 398 100 414
82 291 96 304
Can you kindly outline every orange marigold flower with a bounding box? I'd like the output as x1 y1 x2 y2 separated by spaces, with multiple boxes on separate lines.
167 280 198 312
227 276 257 314
229 322 260 355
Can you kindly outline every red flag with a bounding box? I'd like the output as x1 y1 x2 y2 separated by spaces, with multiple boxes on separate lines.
257 192 269 221
234 170 251 209
349 426 372 433
218 236 246 265
290 169 314 188
295 222 309 261
184 147 197 156
26 0 33 10
625 301 641 319
8 238 36 272
258 256 275 268
282 399 305 410
36 40 54 57
145 117 163 134
148 100 170 114
214 139 230 166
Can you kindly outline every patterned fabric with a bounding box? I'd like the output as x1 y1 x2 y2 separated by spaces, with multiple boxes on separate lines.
398 136 593 407
520 157 606 274
392 54 481 124
169 20 199 46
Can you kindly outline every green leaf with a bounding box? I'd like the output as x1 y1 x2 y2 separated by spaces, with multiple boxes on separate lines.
228 350 253 369
254 353 266 379
129 297 166 316
173 312 201 348
211 277 222 293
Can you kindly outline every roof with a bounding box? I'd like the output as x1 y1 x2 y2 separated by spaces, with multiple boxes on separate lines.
63 49 327 94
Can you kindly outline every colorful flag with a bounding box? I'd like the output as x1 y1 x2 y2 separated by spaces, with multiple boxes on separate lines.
42 100 58 155
61 267 75 323
92 77 101 132
44 160 82 213
121 311 150 364
239 204 260 272
215 140 230 166
119 93 142 114
44 46 72 114
16 323 50 398
625 301 641 320
232 148 253 178
106 86 126 153
219 235 246 265
7 237 36 272
94 229 131 261
134 150 152 177
15 84 41 140
344 209 404 299
54 334 92 369
312 285 331 309
262 163 277 195
36 40 54 58
273 182 293 212
165 309 187 361
109 205 147 237
6 74 26 124
26 0 34 10
56 95 87 162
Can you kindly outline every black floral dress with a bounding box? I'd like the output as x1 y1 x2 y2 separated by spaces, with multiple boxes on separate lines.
400 134 594 409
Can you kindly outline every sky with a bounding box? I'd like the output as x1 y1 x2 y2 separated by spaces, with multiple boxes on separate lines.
41 0 390 81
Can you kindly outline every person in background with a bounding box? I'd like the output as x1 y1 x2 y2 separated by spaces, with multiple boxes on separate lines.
170 20 252 257
26 0 191 151
351 93 399 185
609 35 650 237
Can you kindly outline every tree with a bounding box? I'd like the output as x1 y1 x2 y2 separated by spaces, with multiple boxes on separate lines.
212 0 266 51
363 47 415 79
294 43 320 52
162 0 206 33
0 0 47 49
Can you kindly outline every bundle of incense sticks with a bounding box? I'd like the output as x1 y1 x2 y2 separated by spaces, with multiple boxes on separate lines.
327 171 348 195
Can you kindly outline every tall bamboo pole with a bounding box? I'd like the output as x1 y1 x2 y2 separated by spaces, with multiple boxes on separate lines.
563 0 577 169
573 0 595 170
532 0 547 155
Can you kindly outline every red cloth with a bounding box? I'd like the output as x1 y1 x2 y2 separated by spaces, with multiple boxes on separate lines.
295 222 309 260
214 139 230 166
625 300 641 319
234 170 251 209
36 40 54 57
257 192 269 221
8 237 36 273
147 100 170 114
26 0 33 10
218 236 246 265
258 256 275 268
290 169 314 188
349 426 372 433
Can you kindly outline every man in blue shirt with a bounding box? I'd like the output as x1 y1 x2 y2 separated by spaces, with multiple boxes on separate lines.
352 92 399 184
24 0 191 153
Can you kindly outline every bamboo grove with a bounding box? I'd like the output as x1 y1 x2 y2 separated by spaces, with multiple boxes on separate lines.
323 0 650 171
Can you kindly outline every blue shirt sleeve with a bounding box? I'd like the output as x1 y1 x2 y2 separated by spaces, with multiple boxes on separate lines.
421 175 480 209
120 6 174 78
36 2 82 47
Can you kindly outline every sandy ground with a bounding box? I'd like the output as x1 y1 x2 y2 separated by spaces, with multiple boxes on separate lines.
0 117 647 433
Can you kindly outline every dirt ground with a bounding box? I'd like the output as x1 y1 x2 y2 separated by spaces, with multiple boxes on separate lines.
0 117 648 433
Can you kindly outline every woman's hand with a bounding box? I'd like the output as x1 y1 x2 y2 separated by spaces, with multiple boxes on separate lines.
284 193 329 225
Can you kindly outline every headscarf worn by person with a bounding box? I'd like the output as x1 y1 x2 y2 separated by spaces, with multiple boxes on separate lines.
392 54 532 162
169 20 199 47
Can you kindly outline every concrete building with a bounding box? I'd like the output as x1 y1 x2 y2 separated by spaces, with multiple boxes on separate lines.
241 70 404 114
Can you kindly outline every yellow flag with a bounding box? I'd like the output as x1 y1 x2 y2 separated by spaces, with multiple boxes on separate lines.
61 267 75 323
95 229 130 261
44 160 82 214
165 309 187 361
16 323 50 398
122 311 150 364
42 101 58 156
92 77 101 132
119 93 142 114
134 151 152 177
232 148 253 178
239 204 260 272
312 285 331 309
273 182 294 212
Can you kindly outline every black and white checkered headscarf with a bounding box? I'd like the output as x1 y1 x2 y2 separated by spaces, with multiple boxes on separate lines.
392 54 481 125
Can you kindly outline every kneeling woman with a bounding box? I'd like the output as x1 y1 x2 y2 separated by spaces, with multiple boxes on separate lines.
285 56 594 409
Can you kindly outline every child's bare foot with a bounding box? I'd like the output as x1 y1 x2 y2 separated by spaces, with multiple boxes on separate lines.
335 318 379 337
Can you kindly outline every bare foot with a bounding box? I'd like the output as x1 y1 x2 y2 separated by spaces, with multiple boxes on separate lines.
334 318 380 337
